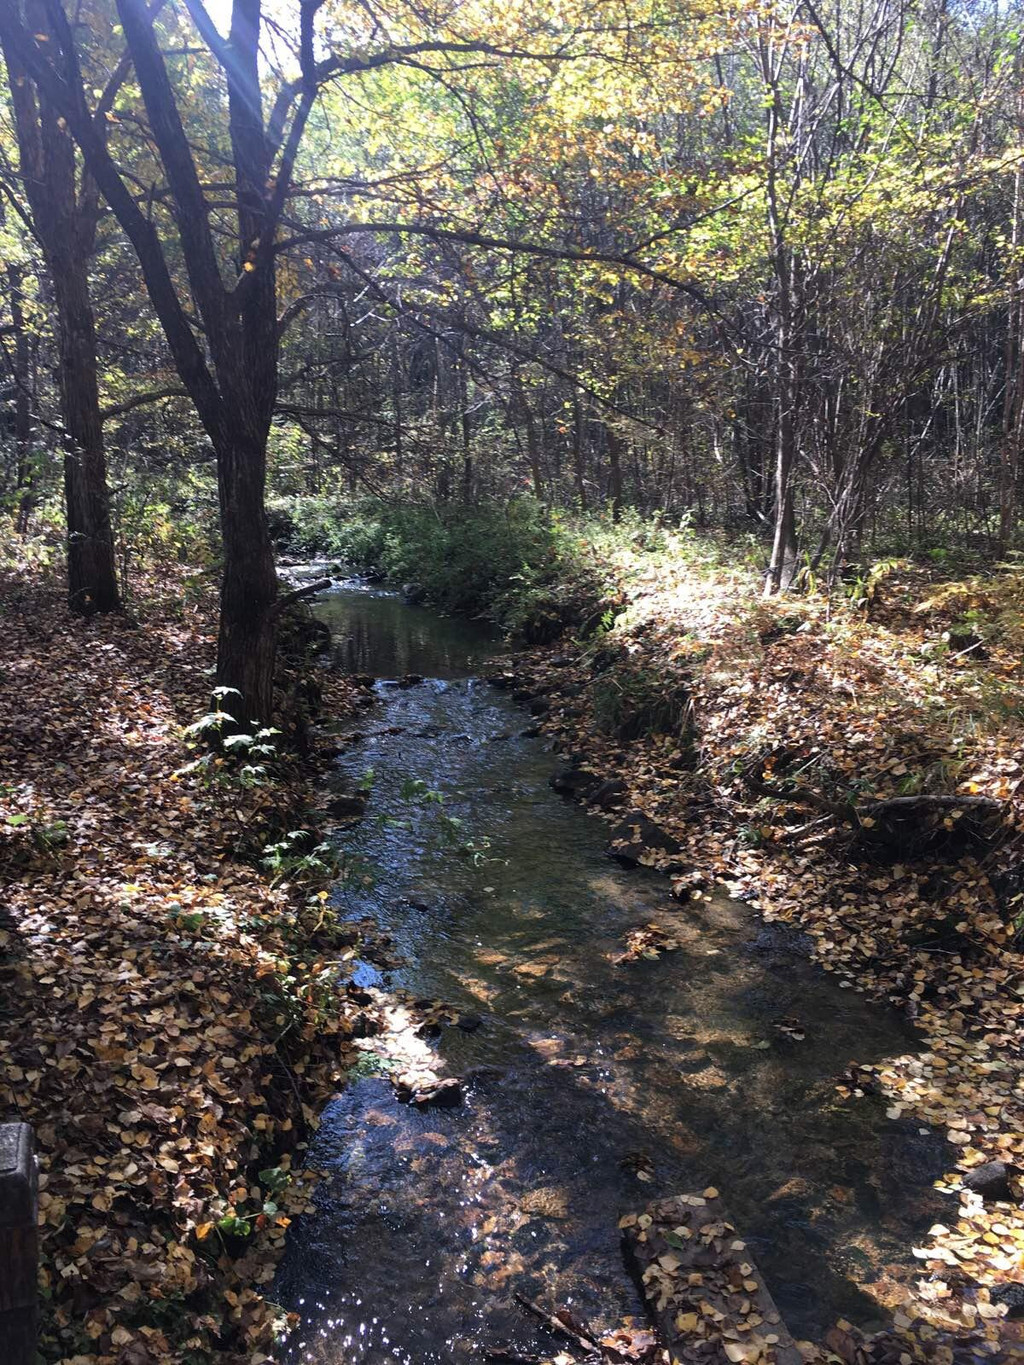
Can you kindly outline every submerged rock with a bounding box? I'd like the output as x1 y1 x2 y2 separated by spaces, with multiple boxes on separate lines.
606 809 681 866
963 1159 1019 1202
461 1064 505 1087
991 1283 1024 1318
398 1076 463 1109
591 777 628 810
549 767 597 797
402 582 426 605
327 791 367 820
400 894 435 913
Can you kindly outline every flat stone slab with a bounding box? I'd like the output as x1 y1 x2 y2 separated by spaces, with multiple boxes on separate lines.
621 1192 803 1365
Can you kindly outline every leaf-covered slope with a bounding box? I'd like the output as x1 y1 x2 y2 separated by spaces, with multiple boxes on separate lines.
0 570 368 1364
513 553 1024 1360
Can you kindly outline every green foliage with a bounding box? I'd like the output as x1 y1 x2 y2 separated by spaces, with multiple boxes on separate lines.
269 496 627 640
4 812 70 866
345 1052 396 1081
260 829 342 886
179 690 282 788
109 463 218 600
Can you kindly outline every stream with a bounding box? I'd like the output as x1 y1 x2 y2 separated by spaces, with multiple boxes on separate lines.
275 580 949 1363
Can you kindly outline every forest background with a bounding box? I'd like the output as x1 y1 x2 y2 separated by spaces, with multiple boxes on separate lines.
4 0 1024 659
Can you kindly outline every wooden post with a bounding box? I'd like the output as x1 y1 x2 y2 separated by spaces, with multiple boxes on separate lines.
0 1123 38 1364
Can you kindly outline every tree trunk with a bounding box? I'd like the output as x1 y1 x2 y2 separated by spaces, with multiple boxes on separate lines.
765 287 799 593
760 29 802 595
1 6 119 613
572 390 588 510
6 264 34 535
390 329 404 488
216 432 279 725
459 356 473 502
999 162 1023 552
51 259 119 614
512 374 544 500
606 423 624 522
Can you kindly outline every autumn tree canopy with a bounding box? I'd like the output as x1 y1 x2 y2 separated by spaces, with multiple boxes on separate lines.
2 0 1024 681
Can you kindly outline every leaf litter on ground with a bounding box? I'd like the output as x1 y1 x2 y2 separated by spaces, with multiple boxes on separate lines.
0 565 375 1364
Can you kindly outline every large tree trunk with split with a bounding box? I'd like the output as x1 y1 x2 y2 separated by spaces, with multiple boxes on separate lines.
0 0 369 719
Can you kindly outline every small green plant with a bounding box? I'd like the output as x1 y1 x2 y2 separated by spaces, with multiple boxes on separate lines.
179 688 281 788
261 829 342 885
457 835 506 867
346 1051 396 1080
399 776 445 804
182 685 241 741
356 766 375 794
5 812 70 860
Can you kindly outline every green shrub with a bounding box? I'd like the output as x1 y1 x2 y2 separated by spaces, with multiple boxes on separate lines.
268 495 620 639
591 655 695 744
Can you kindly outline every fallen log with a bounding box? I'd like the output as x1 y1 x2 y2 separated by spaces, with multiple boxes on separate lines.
268 576 333 621
621 1193 803 1365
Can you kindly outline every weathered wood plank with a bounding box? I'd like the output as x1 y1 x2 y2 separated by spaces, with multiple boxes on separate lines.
0 1123 38 1365
621 1193 803 1365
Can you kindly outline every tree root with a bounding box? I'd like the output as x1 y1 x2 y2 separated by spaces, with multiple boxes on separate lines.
743 746 1003 848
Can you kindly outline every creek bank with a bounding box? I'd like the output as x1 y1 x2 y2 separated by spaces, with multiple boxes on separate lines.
486 587 1024 1361
0 569 405 1365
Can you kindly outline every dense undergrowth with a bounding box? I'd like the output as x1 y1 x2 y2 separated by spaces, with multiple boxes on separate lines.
0 557 375 1364
268 495 686 641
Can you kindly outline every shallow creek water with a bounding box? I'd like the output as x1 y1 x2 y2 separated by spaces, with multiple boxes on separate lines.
275 582 949 1363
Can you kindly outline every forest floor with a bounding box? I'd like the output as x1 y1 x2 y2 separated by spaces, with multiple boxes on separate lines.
504 544 1024 1362
3 539 1024 1365
0 562 382 1365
